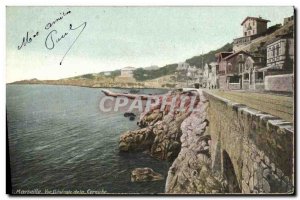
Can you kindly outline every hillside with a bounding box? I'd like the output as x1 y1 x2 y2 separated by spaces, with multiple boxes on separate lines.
234 20 294 53
11 19 293 88
186 43 233 67
133 43 233 81
133 63 178 81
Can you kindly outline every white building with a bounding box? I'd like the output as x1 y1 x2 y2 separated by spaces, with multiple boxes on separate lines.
120 67 136 77
208 62 218 89
201 62 218 89
177 62 190 71
103 71 111 76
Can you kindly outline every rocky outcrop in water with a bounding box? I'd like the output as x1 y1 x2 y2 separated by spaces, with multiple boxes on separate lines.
131 168 164 182
117 89 227 193
118 90 198 162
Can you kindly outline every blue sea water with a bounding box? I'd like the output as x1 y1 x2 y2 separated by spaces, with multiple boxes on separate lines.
7 84 170 194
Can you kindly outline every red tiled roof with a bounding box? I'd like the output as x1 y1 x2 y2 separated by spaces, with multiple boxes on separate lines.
241 16 270 25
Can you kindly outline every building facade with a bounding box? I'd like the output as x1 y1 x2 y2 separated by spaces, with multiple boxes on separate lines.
265 37 294 71
233 16 270 51
208 62 218 89
241 16 270 37
283 16 294 25
216 51 264 90
177 62 190 71
120 67 136 77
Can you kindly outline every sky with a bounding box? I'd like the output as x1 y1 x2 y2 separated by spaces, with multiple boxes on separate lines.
6 6 294 83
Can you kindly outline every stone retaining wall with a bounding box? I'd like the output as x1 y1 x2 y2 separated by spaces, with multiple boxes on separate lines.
203 91 294 194
264 74 294 92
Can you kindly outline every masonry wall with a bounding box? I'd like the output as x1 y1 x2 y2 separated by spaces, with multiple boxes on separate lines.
264 74 294 92
204 91 294 194
219 76 227 90
228 83 241 90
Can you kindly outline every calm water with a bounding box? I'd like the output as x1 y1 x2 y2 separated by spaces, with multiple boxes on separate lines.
7 84 170 194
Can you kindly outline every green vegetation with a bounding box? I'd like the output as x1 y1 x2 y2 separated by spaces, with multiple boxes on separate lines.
133 63 178 81
99 70 121 78
133 43 233 81
71 70 121 80
265 24 282 35
186 43 233 67
81 74 94 79
58 42 234 82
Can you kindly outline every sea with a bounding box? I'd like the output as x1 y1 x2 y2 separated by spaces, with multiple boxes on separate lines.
6 84 170 194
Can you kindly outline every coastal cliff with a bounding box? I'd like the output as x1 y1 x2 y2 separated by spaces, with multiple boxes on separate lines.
112 88 294 194
116 89 228 193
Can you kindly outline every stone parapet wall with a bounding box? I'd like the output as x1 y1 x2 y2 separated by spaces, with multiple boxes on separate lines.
203 91 294 194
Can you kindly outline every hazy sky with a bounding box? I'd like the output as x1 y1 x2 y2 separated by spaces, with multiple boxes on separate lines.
6 6 294 82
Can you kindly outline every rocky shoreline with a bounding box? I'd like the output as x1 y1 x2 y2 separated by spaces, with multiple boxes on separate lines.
106 89 229 194
9 79 173 89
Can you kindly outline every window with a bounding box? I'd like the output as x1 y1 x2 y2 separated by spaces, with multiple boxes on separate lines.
229 75 240 83
256 72 264 83
227 63 232 72
276 45 280 56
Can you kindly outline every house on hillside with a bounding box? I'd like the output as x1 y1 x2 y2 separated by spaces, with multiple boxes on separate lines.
176 62 200 86
120 67 136 77
177 62 190 71
216 50 264 90
284 16 294 25
200 62 218 89
233 16 270 51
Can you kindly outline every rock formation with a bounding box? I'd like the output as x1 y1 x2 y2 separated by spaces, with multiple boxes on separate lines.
131 168 164 182
103 88 294 194
165 90 228 193
118 89 198 162
115 89 228 193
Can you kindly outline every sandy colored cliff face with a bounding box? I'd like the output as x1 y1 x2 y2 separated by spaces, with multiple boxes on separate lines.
165 90 228 194
117 89 228 193
118 90 198 162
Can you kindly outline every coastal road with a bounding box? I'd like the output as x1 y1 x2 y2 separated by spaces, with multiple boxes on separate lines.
207 90 294 123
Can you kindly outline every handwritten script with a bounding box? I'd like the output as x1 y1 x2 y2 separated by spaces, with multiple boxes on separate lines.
17 10 87 65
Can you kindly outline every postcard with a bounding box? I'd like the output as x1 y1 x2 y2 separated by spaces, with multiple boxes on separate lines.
6 6 295 195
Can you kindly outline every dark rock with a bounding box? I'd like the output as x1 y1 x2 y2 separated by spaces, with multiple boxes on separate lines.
129 116 135 121
131 167 164 182
124 112 136 117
